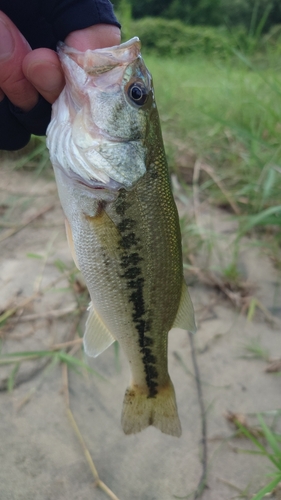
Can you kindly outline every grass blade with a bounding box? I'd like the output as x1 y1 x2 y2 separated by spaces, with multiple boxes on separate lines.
7 362 20 392
239 206 281 235
235 421 280 468
58 352 108 381
251 474 281 500
258 415 281 464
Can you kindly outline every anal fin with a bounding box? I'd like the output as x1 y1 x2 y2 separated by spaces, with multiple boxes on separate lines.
84 303 115 358
172 279 197 333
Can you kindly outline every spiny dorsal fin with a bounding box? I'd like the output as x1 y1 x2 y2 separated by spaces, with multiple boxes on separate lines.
172 279 197 333
84 303 116 358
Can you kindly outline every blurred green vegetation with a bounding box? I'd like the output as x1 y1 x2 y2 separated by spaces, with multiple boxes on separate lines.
125 18 255 57
144 51 281 261
117 3 281 57
115 0 281 32
146 52 281 211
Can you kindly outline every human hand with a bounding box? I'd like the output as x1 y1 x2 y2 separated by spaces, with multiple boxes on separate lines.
0 9 120 149
0 11 121 110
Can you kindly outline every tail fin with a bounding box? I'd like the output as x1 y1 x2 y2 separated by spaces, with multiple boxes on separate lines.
121 378 182 437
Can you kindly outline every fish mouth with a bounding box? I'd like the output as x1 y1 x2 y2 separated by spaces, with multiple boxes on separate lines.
58 37 141 76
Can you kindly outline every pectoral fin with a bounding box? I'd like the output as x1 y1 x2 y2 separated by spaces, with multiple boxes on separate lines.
85 206 121 258
84 303 116 358
65 218 80 270
172 279 197 333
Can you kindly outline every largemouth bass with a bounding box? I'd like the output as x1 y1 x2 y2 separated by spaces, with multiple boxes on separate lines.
47 37 196 437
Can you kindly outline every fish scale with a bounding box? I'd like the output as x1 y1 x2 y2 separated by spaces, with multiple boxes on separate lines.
47 37 196 437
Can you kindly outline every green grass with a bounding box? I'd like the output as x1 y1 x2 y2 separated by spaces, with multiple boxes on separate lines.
141 50 281 276
146 51 281 216
236 415 281 499
0 349 106 382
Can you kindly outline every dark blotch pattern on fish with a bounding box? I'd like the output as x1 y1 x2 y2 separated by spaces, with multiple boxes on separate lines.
117 218 135 232
123 267 142 279
120 253 143 268
117 191 158 397
115 192 129 216
120 232 140 249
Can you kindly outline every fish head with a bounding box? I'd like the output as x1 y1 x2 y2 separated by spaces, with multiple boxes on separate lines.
47 38 155 190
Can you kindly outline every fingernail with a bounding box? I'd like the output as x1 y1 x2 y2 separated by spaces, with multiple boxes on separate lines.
0 18 14 59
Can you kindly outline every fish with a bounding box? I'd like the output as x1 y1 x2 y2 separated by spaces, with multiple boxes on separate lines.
46 37 196 438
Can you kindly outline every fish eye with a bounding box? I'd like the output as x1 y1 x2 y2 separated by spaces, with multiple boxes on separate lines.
128 82 148 106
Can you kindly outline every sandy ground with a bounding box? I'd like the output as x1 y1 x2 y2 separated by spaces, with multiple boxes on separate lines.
0 164 280 500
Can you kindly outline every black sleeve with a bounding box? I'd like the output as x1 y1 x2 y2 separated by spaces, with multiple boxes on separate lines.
0 0 120 151
41 0 121 45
